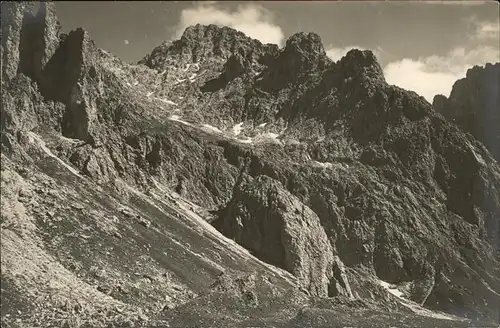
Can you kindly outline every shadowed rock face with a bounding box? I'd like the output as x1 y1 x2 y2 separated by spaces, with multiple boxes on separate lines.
1 2 500 327
1 2 37 81
215 175 335 298
1 2 61 83
433 63 500 162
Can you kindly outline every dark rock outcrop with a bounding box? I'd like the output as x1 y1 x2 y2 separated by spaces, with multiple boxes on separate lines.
1 2 37 81
0 2 61 83
215 175 335 297
18 2 61 81
40 27 102 142
267 32 330 86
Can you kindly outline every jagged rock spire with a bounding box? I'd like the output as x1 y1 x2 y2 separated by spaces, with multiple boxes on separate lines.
338 49 385 82
276 32 331 77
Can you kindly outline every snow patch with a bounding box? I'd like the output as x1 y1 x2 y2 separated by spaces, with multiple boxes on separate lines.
58 135 82 144
168 115 193 127
284 138 301 146
183 64 191 72
174 79 186 85
236 137 253 144
156 98 177 106
403 302 461 321
27 133 83 178
311 160 350 171
467 142 487 166
233 132 284 146
232 122 244 136
146 92 154 97
378 280 404 298
481 279 500 297
201 124 223 134
377 279 460 321
192 63 200 71
257 123 267 128
133 81 139 86
254 132 282 145
312 161 337 169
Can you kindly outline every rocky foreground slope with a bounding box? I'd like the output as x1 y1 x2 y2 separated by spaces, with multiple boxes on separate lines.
1 2 500 327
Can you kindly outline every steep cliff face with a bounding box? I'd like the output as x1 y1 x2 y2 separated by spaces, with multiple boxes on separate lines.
433 63 500 162
1 2 37 82
215 175 336 298
1 2 500 327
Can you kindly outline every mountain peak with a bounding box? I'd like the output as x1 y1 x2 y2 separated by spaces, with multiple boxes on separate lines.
267 31 330 81
465 62 499 79
140 24 275 70
180 24 251 43
337 48 385 82
285 32 326 55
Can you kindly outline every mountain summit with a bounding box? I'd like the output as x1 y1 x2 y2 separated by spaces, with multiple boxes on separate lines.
1 2 500 327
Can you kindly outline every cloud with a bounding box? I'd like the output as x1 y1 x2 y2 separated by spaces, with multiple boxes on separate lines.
384 60 461 102
175 3 284 45
472 21 500 40
383 46 499 102
463 16 500 42
325 45 382 62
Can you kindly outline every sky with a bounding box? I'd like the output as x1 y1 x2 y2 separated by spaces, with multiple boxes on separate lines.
55 1 499 102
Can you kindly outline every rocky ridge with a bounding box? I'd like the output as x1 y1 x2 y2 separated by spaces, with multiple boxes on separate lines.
1 2 500 327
